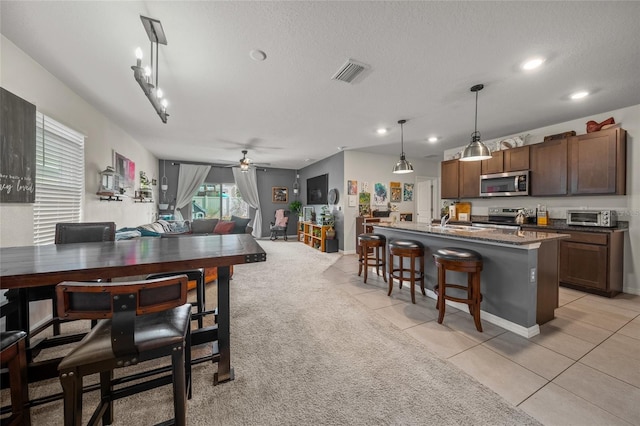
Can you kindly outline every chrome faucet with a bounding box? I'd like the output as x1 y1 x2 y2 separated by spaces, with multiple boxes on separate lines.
440 214 450 227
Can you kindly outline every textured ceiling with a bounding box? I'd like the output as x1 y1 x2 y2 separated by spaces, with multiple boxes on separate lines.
2 1 639 169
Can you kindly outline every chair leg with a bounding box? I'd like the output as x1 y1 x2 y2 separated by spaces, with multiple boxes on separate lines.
196 277 205 329
363 247 369 283
186 328 192 400
409 255 416 304
172 345 187 426
419 256 426 296
6 337 30 426
471 272 483 332
60 368 83 426
387 253 394 296
437 267 446 324
381 245 387 283
100 370 113 425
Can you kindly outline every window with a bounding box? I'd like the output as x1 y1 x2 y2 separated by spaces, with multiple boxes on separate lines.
33 112 85 245
191 182 248 220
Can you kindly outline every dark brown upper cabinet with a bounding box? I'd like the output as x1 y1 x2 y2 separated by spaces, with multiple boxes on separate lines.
481 146 530 175
459 159 481 198
530 138 568 196
440 159 459 199
569 128 626 195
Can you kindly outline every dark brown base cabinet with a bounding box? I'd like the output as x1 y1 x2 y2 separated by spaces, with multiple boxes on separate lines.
559 230 624 297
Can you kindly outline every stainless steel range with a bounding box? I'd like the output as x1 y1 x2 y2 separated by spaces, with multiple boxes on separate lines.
472 207 532 230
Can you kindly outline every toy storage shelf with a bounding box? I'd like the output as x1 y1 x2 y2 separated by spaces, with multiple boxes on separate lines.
297 222 330 252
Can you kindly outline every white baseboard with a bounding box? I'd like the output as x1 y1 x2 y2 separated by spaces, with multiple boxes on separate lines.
425 290 540 338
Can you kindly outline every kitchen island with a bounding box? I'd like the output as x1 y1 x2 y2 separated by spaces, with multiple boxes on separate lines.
373 222 569 337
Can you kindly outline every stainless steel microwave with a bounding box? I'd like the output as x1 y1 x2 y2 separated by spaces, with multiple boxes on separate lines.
566 209 617 227
480 171 529 197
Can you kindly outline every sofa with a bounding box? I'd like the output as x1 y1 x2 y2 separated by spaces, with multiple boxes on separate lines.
116 217 253 286
117 217 253 240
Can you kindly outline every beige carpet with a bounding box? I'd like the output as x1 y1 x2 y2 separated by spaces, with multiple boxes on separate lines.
22 240 540 425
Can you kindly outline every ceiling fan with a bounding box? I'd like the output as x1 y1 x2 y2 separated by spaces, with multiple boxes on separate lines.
225 150 270 172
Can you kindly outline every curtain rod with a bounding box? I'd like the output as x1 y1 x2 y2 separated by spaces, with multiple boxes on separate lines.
170 162 267 171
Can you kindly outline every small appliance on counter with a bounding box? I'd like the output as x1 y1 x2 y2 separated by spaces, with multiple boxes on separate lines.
566 209 617 227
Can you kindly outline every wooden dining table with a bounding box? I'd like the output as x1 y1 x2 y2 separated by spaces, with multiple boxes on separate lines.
0 234 266 392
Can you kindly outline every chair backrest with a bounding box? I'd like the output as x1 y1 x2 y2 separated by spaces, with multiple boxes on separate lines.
274 209 289 228
56 275 188 356
55 222 116 244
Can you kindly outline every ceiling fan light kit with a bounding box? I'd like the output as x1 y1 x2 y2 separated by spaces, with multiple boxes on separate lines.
460 84 492 162
392 119 414 174
132 15 169 123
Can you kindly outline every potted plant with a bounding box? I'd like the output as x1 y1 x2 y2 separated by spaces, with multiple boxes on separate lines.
289 200 303 221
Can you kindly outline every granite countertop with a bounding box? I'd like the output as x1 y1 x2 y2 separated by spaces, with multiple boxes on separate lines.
446 217 629 233
374 222 569 246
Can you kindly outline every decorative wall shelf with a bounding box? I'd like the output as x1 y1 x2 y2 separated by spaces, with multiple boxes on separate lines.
97 192 123 202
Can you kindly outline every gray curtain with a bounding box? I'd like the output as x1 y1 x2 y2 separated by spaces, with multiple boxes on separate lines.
174 164 211 221
232 168 261 237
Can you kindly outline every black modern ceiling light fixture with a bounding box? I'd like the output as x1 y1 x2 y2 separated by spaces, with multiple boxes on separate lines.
392 119 414 174
132 15 169 123
460 84 492 161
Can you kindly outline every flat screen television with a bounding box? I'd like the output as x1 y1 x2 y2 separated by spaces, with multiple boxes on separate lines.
307 174 328 204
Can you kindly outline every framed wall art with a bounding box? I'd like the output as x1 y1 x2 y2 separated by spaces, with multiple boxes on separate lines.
272 186 288 203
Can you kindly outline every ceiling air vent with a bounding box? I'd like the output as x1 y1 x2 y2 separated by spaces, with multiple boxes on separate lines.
331 59 370 83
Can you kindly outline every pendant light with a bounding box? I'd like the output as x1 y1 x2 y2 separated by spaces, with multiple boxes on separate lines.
460 84 492 161
159 160 169 210
392 119 413 174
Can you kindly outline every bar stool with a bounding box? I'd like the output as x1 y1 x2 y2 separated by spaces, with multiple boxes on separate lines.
433 247 484 332
0 330 31 426
388 240 425 304
357 233 387 284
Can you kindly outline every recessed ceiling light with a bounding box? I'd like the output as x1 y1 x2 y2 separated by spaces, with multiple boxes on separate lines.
428 136 438 143
376 128 388 135
522 57 545 70
249 49 267 61
570 91 589 100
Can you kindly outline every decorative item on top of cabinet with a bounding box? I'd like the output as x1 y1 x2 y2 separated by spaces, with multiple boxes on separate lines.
569 128 626 195
586 117 615 133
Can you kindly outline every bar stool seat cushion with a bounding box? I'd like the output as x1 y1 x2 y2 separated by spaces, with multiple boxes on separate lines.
358 233 386 242
389 240 423 250
433 247 482 262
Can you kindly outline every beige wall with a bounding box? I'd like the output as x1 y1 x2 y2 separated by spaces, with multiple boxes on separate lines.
343 151 441 253
0 35 159 249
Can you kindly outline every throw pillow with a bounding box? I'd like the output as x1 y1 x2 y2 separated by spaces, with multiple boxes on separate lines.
191 218 218 234
214 220 236 235
230 215 251 234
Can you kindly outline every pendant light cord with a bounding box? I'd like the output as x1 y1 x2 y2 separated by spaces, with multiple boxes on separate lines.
474 90 478 134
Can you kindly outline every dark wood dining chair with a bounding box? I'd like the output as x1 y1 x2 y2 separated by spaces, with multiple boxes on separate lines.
146 270 209 328
55 275 192 426
4 222 116 356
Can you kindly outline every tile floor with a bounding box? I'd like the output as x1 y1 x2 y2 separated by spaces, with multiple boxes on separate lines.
326 254 640 426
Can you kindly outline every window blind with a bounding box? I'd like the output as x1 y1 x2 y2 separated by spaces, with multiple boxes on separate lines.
33 112 85 245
